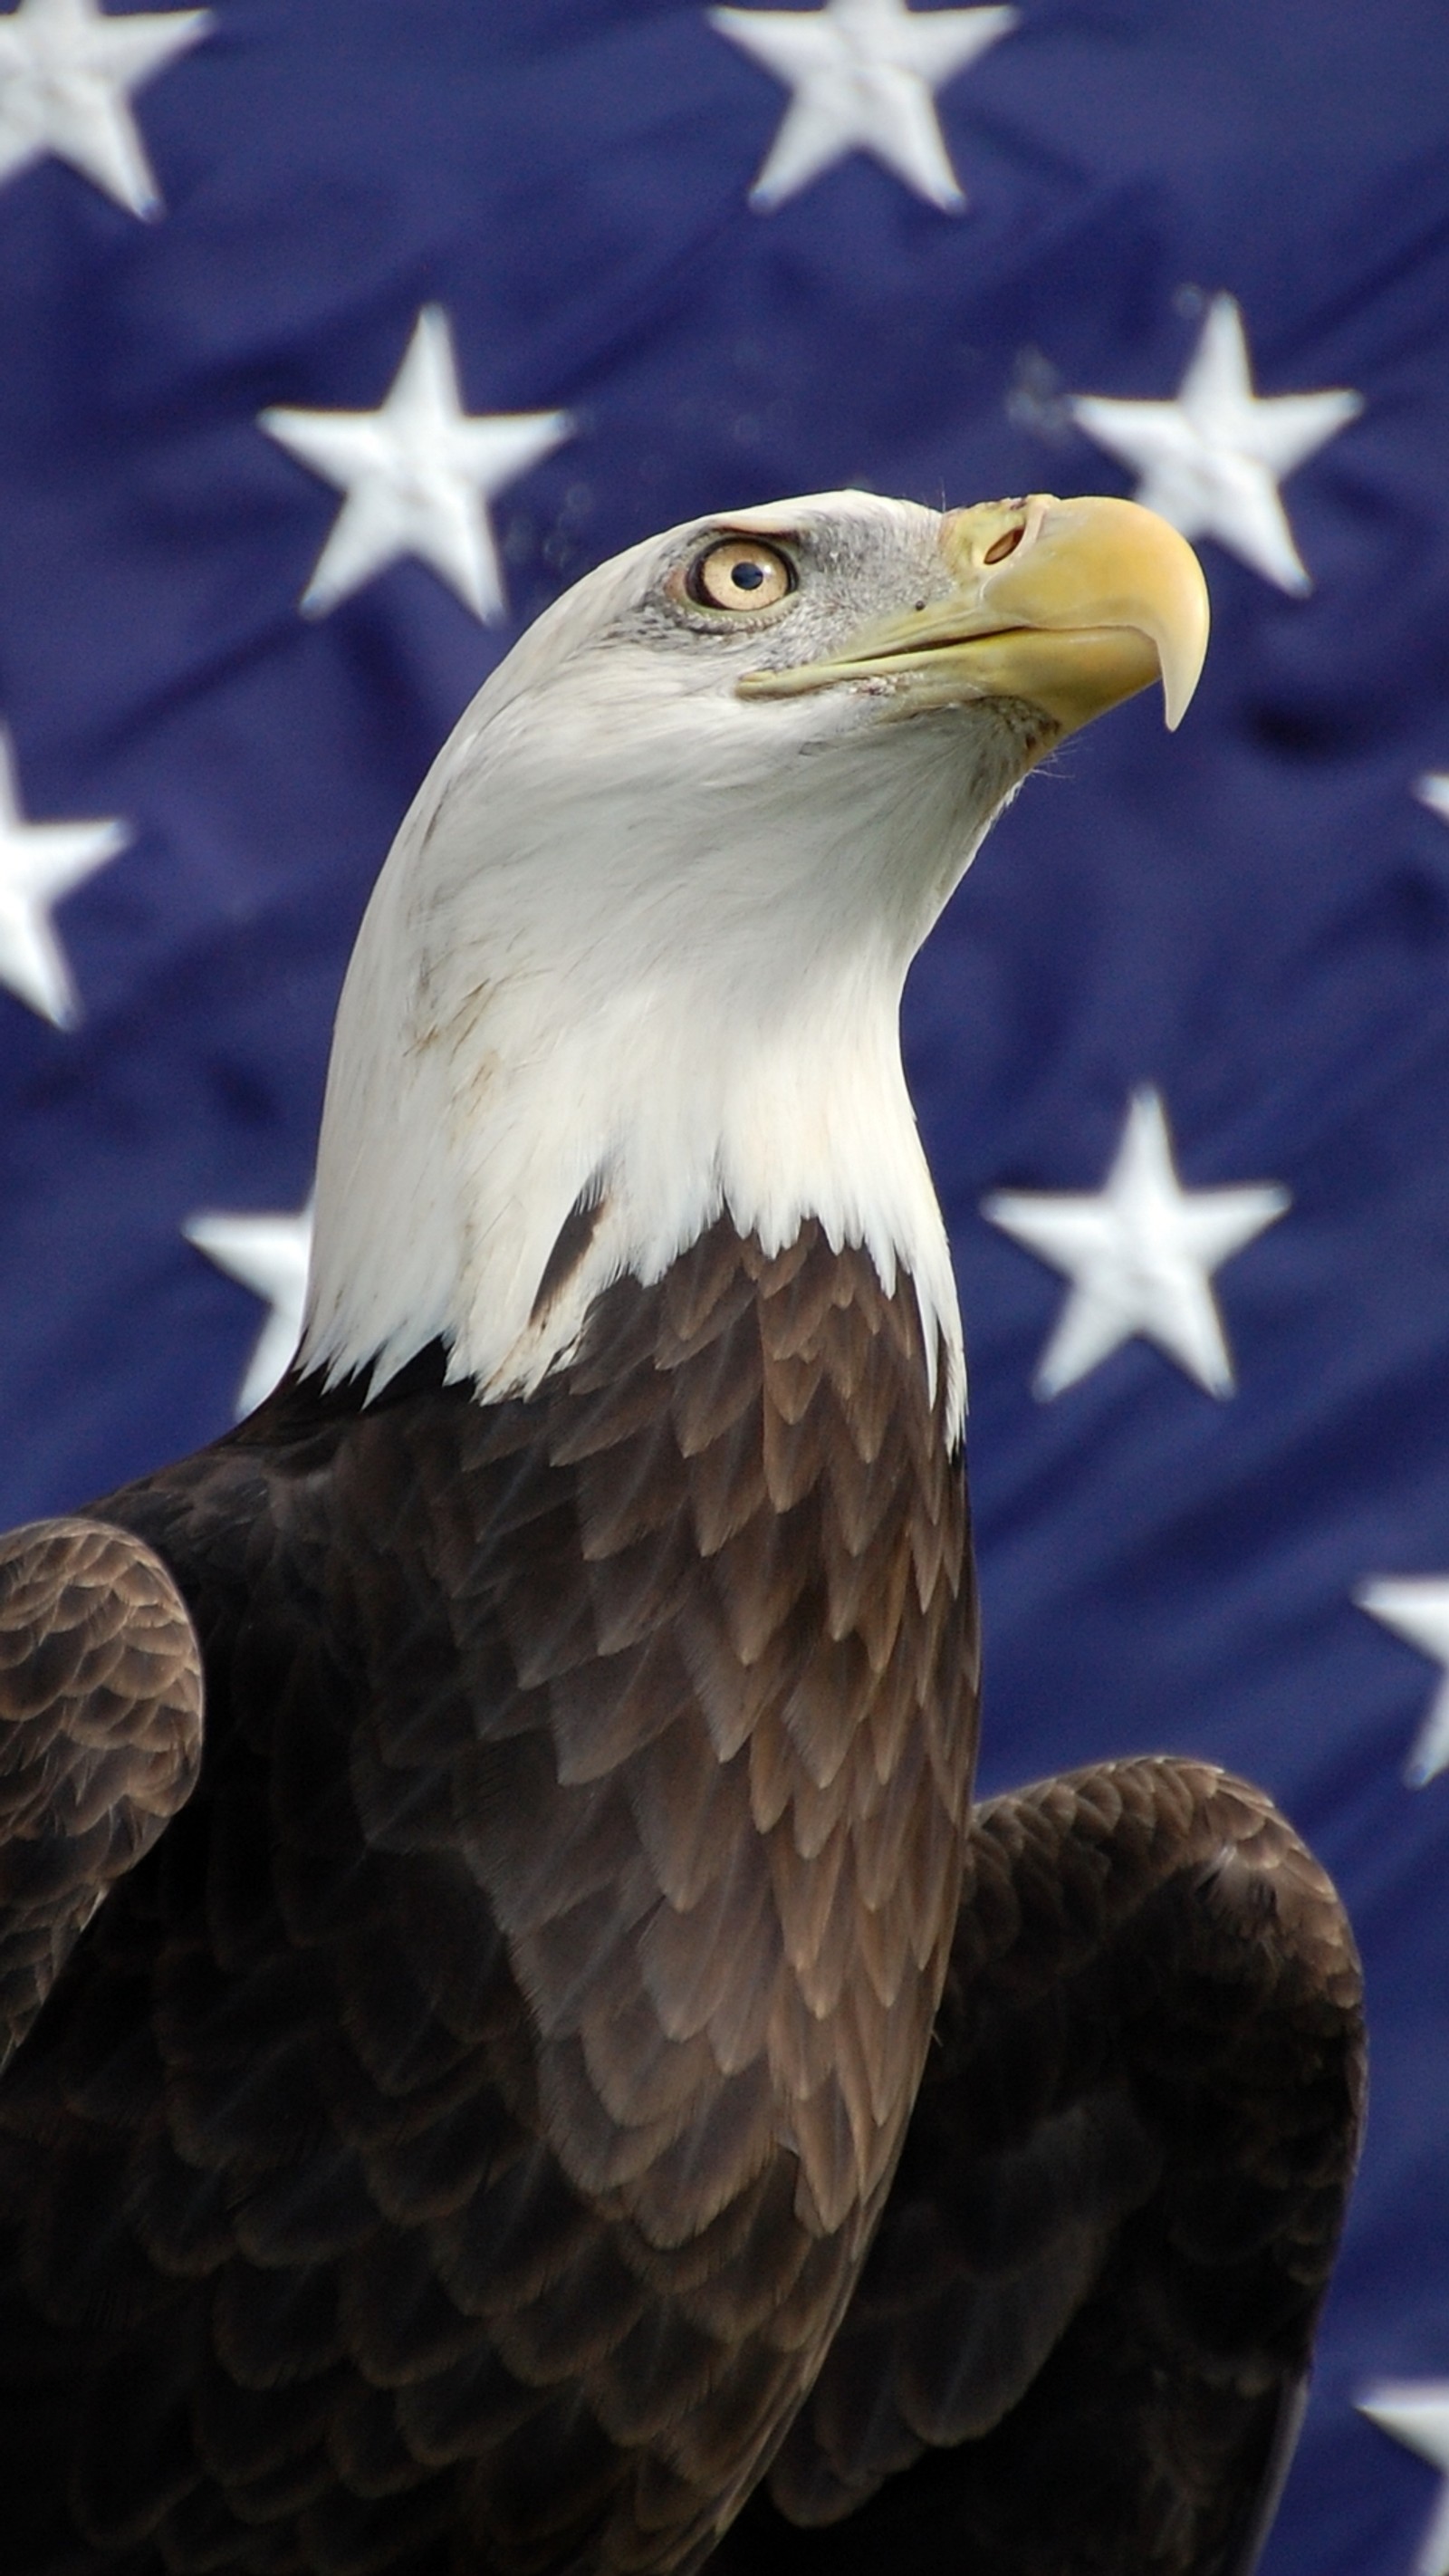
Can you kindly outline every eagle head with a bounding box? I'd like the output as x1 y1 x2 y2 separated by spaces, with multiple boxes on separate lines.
301 491 1206 1423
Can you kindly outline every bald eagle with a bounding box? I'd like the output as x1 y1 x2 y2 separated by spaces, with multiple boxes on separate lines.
0 492 1361 2576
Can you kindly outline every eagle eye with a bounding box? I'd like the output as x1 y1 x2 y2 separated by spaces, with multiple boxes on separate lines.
686 538 796 612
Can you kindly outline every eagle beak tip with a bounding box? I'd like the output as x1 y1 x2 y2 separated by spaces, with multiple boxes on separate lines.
1156 572 1210 731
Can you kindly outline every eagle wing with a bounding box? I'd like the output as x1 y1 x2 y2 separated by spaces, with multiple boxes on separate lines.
0 1516 204 2070
713 1754 1366 2576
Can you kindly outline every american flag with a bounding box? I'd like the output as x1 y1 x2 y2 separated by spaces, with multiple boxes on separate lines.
0 4 1445 2569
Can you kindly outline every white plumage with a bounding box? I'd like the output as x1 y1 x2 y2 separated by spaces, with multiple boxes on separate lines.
302 487 1203 1420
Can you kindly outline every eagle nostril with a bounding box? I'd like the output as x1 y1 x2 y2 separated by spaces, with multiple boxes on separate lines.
984 526 1024 565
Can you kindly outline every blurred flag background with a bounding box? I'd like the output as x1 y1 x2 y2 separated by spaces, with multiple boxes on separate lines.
1 4 1447 2568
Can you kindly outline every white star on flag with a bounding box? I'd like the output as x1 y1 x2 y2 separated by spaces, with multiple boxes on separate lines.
1070 293 1362 594
1354 1579 1449 1786
1358 2383 1449 2576
259 306 573 623
0 726 128 1028
982 1087 1289 1399
1417 773 1449 827
709 0 1018 211
184 1200 314 1417
0 0 210 218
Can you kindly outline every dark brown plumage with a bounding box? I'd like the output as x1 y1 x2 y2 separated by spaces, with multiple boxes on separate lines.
716 1757 1364 2576
0 1516 202 2071
0 1219 1363 2576
0 1222 977 2576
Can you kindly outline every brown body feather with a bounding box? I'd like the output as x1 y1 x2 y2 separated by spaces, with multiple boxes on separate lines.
0 1517 202 2071
0 1220 976 2576
0 1226 1364 2576
717 1756 1365 2576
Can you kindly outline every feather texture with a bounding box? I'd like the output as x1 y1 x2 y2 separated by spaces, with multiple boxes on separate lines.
0 1218 974 2576
0 1517 202 2069
715 1755 1364 2576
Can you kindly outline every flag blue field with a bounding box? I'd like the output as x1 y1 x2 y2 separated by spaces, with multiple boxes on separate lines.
1 4 1447 2567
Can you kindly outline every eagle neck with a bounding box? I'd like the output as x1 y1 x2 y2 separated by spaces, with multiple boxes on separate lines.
301 871 966 1431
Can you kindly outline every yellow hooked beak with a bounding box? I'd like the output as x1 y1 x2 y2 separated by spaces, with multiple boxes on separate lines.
738 494 1209 737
